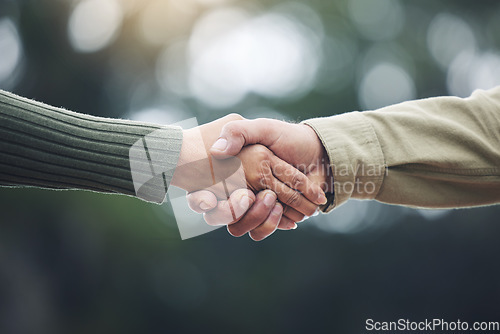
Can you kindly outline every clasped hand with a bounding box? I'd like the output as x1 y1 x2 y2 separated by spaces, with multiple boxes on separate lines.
171 114 332 241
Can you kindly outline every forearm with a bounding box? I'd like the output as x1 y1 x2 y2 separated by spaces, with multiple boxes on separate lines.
0 90 182 203
304 86 500 211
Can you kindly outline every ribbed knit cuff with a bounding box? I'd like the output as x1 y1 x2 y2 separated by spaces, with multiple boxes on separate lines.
0 90 182 204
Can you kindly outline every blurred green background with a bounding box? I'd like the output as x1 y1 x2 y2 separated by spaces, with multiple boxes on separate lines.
1 0 500 333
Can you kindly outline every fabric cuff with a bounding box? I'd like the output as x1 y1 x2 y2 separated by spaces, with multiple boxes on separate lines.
302 112 386 212
129 126 183 204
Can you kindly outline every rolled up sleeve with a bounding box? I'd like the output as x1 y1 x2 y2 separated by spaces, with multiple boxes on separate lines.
304 86 500 212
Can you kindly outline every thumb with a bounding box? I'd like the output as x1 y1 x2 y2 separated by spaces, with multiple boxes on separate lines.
209 119 280 159
186 190 218 213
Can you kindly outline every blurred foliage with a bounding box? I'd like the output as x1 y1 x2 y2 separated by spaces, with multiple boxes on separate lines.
1 0 500 333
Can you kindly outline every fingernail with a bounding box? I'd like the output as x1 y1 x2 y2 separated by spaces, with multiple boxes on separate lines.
291 223 298 230
312 208 320 216
199 201 211 211
317 192 327 205
211 138 227 152
263 193 276 206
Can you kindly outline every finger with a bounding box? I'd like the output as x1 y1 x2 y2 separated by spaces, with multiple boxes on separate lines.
277 216 298 230
282 205 305 222
186 190 218 213
249 202 283 241
227 190 276 237
270 155 327 205
230 188 256 220
210 119 282 158
270 177 318 217
204 189 255 226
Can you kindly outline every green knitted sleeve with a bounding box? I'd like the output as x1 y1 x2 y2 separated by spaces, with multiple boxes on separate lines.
0 90 183 204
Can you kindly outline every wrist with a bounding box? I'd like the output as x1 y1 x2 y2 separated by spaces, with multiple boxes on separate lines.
318 144 334 194
302 123 334 193
171 128 211 191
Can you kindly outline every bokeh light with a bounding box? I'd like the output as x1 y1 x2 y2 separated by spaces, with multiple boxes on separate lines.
68 0 123 53
427 13 476 70
139 0 197 46
2 2 500 333
0 18 22 88
3 0 498 237
187 5 323 109
447 51 500 97
315 35 357 94
417 208 451 221
359 62 416 110
194 0 230 6
156 39 192 97
129 106 189 125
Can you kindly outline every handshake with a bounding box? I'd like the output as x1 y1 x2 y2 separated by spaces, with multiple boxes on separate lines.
2 88 497 239
169 114 334 241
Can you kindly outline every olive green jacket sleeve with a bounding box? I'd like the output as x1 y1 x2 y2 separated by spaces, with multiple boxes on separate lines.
304 86 500 212
0 90 183 204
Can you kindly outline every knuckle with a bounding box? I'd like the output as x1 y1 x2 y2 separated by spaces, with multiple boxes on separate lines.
258 170 272 190
254 118 270 129
253 145 271 161
283 191 302 207
289 173 304 190
226 113 244 121
225 123 240 136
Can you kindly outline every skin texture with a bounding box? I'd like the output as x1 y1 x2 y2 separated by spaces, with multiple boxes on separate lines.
187 116 334 241
171 114 325 228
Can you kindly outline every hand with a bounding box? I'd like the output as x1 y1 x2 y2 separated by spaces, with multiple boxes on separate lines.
210 118 332 192
171 114 325 226
187 189 299 241
232 144 323 218
187 117 334 240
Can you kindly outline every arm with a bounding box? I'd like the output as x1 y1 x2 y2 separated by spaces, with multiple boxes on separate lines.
0 89 182 203
0 91 322 222
189 87 500 239
304 86 500 211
